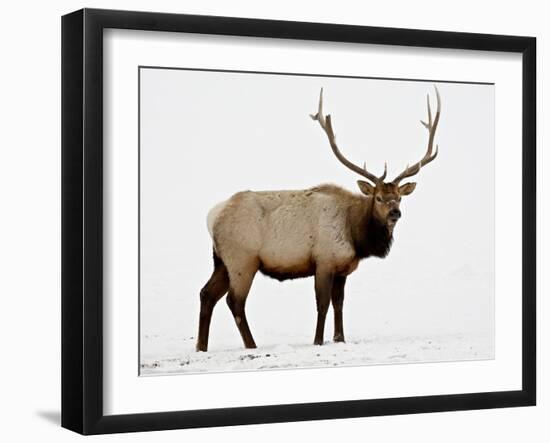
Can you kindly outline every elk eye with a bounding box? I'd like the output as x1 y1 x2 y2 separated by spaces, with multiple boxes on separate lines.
376 196 382 202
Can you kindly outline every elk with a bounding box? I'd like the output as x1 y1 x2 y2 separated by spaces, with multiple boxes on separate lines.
196 86 441 352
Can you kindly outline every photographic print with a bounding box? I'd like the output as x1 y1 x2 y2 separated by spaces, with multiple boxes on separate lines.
138 67 495 376
62 10 535 433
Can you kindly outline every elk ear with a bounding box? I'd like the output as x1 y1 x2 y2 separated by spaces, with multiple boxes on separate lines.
357 180 375 196
399 182 417 196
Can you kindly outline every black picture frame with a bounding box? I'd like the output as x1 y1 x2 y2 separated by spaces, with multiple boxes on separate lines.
62 8 536 435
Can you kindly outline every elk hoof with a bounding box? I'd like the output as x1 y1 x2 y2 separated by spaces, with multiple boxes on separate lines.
314 339 324 346
196 343 208 352
333 334 345 343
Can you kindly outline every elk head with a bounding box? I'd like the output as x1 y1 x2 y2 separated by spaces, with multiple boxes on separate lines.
310 86 441 232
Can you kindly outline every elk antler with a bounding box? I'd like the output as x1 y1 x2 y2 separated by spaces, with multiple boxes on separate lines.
392 86 441 184
310 88 387 185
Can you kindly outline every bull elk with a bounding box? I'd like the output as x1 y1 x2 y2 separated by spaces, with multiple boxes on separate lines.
196 86 441 352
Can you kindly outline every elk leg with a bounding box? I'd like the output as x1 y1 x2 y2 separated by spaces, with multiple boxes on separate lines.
227 291 257 349
196 257 229 352
226 264 258 349
331 275 347 343
314 271 334 345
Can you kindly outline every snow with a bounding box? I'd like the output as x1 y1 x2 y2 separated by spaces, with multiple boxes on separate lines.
139 262 495 376
140 332 493 375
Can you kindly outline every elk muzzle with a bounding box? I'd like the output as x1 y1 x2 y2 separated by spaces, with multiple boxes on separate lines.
388 208 401 224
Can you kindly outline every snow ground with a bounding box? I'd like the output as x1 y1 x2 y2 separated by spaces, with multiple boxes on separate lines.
140 332 493 375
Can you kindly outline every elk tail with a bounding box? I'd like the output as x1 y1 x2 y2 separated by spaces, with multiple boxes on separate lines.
206 200 227 239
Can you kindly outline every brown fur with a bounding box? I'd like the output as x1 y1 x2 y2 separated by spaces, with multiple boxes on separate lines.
196 182 415 351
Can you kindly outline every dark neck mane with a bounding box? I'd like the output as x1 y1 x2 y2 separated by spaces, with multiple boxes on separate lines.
350 200 394 259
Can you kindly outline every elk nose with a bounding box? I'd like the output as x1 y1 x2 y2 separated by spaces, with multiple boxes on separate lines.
389 208 401 220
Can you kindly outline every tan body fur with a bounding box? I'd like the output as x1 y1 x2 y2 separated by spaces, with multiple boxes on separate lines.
211 185 363 292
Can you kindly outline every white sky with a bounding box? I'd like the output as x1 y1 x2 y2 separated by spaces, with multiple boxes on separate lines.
139 67 494 352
